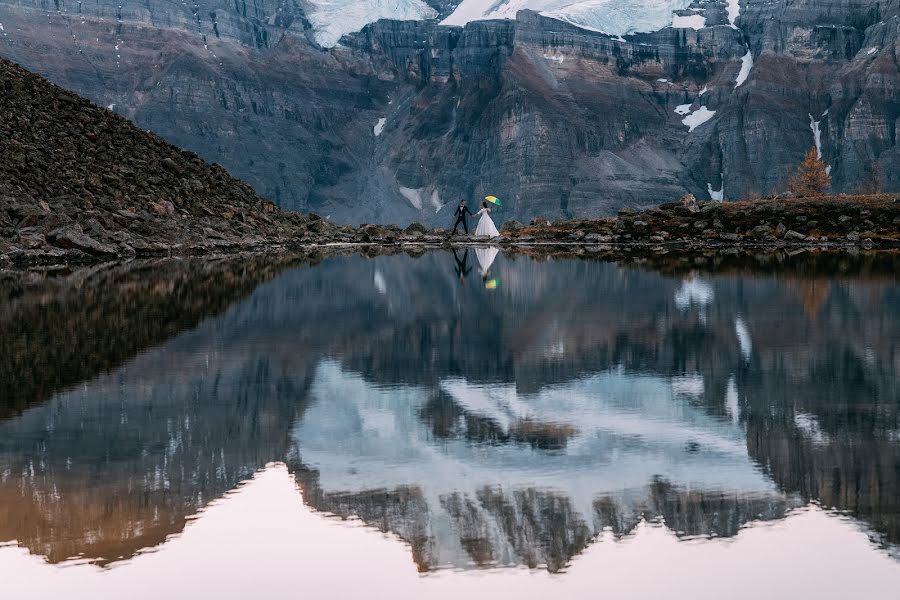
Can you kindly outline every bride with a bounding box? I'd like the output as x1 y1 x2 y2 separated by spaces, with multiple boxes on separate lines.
474 201 500 238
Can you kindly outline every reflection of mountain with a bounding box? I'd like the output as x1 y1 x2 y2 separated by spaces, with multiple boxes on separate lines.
0 256 300 419
0 251 897 569
0 259 316 564
289 361 795 571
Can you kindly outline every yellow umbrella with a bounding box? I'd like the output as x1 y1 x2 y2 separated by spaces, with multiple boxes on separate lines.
485 195 501 206
485 279 500 290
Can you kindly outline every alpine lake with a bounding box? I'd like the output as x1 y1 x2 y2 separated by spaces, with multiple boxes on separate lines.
1 246 898 599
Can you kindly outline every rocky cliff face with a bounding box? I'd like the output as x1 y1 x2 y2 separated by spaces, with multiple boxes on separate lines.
1 1 897 224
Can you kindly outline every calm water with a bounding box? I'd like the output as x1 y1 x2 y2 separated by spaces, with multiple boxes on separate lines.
1 249 899 599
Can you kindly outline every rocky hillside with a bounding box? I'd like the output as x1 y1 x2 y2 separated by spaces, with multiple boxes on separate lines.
0 58 332 264
1 1 898 225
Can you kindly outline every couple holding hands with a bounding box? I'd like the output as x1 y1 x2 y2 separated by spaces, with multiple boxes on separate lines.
451 198 500 238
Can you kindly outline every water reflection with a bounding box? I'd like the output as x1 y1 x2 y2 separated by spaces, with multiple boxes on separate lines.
0 250 898 576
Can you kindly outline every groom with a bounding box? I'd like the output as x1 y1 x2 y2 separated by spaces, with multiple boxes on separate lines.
451 198 473 235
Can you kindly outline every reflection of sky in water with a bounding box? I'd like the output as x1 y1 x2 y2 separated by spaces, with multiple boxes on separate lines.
2 464 899 599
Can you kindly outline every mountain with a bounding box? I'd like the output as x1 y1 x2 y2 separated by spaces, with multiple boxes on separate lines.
0 58 321 261
1 1 898 225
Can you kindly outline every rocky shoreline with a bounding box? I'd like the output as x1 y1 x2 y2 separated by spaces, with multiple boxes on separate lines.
4 193 900 269
3 59 899 270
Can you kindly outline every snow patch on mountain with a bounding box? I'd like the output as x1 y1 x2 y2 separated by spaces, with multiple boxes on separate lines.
306 0 437 47
708 180 724 202
682 106 716 132
809 114 822 158
726 0 741 28
399 186 426 210
374 117 387 137
735 50 753 87
443 0 694 36
671 14 705 29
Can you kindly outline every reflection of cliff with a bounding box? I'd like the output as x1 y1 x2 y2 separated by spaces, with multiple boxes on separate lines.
0 256 302 419
740 341 900 550
281 251 898 567
0 250 896 569
0 258 318 564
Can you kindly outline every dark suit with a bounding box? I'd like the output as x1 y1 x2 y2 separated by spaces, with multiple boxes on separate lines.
453 249 471 283
452 203 474 234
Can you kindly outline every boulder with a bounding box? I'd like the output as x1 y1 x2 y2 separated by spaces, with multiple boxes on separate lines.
18 231 46 249
149 200 176 216
47 224 117 256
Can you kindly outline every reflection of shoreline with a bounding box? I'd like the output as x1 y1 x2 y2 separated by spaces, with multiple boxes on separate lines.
0 256 305 420
0 251 896 571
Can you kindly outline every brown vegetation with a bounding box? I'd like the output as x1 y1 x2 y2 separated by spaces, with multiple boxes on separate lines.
789 147 831 197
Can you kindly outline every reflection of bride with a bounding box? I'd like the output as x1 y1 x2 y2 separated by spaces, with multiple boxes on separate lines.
475 246 499 279
474 201 500 238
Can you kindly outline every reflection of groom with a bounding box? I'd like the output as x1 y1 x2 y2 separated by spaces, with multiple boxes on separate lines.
453 248 471 285
451 199 473 235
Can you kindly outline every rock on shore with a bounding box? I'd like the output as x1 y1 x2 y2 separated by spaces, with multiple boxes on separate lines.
498 195 900 251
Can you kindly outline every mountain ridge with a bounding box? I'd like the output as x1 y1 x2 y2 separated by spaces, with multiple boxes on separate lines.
1 1 898 224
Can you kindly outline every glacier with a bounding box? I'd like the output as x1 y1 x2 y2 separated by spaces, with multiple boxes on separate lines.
305 0 437 47
443 0 694 36
305 0 699 47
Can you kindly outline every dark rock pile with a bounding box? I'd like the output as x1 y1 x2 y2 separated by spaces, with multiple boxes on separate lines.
499 195 900 251
0 58 341 266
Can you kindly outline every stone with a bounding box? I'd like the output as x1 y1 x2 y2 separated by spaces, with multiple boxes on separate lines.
846 231 861 242
150 200 176 216
775 222 786 236
784 230 807 241
404 222 428 235
584 233 613 243
720 232 741 242
18 231 46 249
47 225 117 256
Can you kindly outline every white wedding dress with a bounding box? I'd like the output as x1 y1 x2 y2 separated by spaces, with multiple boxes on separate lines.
474 208 500 237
